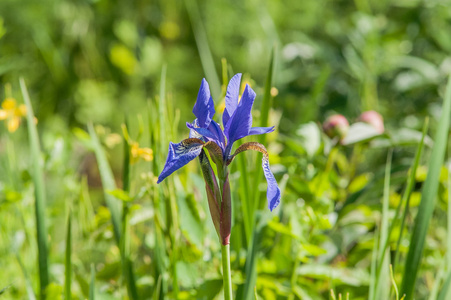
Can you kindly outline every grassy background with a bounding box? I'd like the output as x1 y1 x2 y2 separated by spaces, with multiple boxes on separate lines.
1 0 451 299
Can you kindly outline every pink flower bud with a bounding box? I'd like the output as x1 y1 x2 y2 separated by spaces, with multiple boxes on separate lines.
323 114 349 140
358 111 384 134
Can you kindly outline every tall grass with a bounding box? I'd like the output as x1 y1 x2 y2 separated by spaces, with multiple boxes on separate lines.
20 78 49 300
401 75 451 299
64 210 72 300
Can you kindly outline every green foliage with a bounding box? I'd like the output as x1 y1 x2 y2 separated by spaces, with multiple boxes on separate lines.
400 75 451 299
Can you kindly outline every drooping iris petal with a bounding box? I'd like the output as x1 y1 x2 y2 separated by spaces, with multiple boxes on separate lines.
226 142 281 211
222 73 242 126
224 84 256 146
248 126 275 136
261 153 281 211
192 79 215 128
157 138 205 183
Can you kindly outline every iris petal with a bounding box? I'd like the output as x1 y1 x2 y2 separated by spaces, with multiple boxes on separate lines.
208 120 226 151
222 73 242 126
224 84 256 146
226 142 281 211
187 122 218 140
157 138 205 183
262 153 281 211
187 120 225 151
192 79 215 128
248 126 275 136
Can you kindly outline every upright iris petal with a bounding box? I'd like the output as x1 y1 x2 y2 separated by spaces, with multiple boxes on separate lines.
224 84 256 149
193 79 215 128
222 73 242 126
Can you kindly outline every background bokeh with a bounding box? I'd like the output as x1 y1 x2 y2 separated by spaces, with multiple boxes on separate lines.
1 0 451 299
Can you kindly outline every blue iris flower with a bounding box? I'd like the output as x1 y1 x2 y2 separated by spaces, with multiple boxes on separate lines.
158 74 281 211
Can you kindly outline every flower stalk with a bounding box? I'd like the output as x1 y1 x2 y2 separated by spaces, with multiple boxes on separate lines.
221 243 233 300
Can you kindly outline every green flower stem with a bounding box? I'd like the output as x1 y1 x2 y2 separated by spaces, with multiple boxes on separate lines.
221 243 233 300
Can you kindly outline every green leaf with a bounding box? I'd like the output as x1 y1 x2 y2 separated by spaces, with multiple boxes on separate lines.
88 123 122 244
400 75 451 299
184 0 221 98
107 189 133 202
0 285 10 295
295 122 321 157
20 78 49 300
297 264 370 286
64 211 72 300
393 118 429 272
89 264 95 300
177 193 204 248
341 122 382 145
438 269 451 300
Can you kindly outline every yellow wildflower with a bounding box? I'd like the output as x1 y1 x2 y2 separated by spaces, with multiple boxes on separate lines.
0 97 27 133
130 142 153 164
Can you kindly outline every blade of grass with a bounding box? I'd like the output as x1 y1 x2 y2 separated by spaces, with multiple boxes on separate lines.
184 0 221 98
64 210 72 300
429 263 445 300
253 46 277 214
437 167 451 300
159 65 180 297
438 269 451 300
374 150 392 300
448 166 451 272
240 226 259 300
121 121 138 300
239 215 269 300
390 265 400 300
20 78 49 300
88 123 122 244
400 75 451 299
368 228 379 300
393 118 429 272
89 264 95 300
158 65 167 156
15 252 37 300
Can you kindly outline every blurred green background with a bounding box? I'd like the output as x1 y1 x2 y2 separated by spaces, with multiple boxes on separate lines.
1 0 451 299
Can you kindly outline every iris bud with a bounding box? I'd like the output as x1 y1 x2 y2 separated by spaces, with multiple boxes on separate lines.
358 111 384 134
323 114 349 140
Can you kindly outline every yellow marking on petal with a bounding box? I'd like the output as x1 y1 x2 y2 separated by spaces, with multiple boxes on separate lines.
217 99 226 114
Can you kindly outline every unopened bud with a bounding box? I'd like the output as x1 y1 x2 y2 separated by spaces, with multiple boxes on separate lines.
323 114 349 140
358 111 384 134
